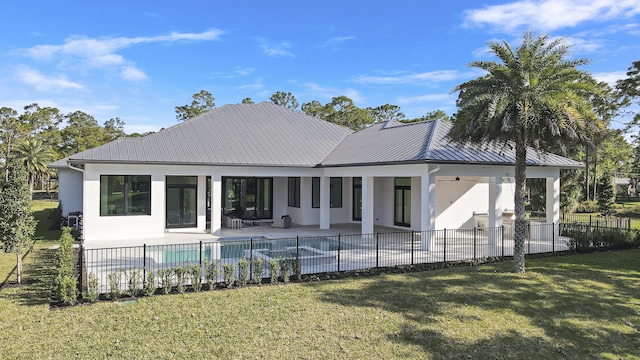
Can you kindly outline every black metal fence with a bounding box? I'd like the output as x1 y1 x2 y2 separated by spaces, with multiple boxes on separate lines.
561 213 631 230
80 221 635 294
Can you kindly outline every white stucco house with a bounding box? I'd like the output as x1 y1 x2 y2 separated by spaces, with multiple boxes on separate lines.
50 102 581 248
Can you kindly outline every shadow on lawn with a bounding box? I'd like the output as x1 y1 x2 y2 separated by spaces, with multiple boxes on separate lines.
0 206 60 305
317 251 640 359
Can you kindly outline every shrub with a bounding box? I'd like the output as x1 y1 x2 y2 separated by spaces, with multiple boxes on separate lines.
126 269 143 297
56 228 75 277
278 257 290 283
57 275 78 305
290 257 301 281
251 257 264 284
573 200 599 213
174 266 188 294
188 263 203 292
223 263 236 288
143 270 156 297
564 226 639 252
268 259 280 284
238 257 249 287
106 271 122 300
158 268 173 295
204 259 220 290
82 273 100 303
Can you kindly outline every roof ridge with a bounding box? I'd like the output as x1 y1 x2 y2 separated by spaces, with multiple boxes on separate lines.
420 119 441 159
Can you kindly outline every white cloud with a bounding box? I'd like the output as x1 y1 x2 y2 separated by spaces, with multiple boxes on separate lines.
593 71 627 86
464 0 640 33
237 77 265 91
299 82 363 103
353 70 465 85
396 93 453 105
22 29 223 81
120 65 147 81
17 67 83 91
257 38 294 57
319 36 355 48
235 67 255 76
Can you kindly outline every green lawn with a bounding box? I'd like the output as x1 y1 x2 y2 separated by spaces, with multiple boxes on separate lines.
0 202 639 359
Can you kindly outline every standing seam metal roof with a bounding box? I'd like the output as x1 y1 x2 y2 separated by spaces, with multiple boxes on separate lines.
54 103 582 169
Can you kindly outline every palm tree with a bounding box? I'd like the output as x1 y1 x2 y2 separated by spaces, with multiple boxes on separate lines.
13 137 55 194
448 32 604 273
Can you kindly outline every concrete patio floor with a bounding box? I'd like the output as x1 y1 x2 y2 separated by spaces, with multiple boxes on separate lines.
83 223 404 249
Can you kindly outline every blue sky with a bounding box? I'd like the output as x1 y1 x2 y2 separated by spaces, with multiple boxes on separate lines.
1 1 639 134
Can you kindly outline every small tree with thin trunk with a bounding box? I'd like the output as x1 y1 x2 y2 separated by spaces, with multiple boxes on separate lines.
597 174 615 217
0 164 36 284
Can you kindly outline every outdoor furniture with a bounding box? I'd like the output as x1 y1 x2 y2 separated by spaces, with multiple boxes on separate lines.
271 215 291 228
222 215 242 229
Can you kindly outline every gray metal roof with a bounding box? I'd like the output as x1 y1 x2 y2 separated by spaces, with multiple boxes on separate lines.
321 120 583 168
63 102 353 167
52 103 582 169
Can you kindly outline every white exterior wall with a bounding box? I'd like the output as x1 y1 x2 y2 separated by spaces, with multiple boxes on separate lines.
57 168 83 216
76 160 559 246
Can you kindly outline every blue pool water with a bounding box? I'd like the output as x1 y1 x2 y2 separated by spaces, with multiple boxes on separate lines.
161 236 339 263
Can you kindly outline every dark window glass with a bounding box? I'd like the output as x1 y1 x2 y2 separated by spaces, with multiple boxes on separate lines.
312 177 320 208
100 175 151 216
288 177 300 207
330 177 342 208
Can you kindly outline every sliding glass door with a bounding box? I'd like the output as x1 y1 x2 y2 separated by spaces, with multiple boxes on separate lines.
223 177 272 219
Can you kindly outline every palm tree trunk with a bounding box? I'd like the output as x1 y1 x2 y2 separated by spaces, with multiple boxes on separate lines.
513 140 527 273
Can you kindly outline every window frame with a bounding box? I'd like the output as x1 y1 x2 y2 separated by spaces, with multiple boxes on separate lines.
100 175 151 216
288 177 301 208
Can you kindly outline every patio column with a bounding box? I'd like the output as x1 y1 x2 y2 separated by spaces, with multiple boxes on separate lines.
210 174 222 235
488 176 503 248
361 176 374 234
319 176 330 229
420 172 436 250
546 175 560 224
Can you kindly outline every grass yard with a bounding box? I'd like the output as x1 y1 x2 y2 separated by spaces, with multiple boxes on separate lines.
0 201 639 359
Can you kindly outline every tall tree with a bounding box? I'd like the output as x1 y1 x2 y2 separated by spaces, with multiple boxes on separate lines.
0 164 36 284
175 90 216 121
616 60 640 129
59 111 105 158
301 96 373 130
0 107 28 181
270 91 299 110
403 109 451 123
241 97 255 104
368 104 405 123
448 32 603 273
19 104 63 160
103 117 126 142
13 137 55 193
597 173 615 216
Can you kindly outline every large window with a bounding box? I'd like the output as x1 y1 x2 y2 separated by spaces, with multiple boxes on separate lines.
100 175 151 216
330 177 342 208
223 177 272 219
288 177 300 207
312 177 342 208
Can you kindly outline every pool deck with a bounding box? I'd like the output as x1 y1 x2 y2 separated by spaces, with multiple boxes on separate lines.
83 223 404 249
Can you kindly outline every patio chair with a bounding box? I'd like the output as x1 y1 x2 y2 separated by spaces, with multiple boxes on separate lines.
271 215 291 228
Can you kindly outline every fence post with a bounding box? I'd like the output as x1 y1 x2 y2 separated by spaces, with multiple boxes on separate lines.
501 226 505 258
199 241 204 283
527 223 531 255
375 232 379 268
552 224 555 253
411 231 414 265
337 234 341 272
143 244 147 283
249 238 253 281
473 227 477 259
443 229 447 262
79 243 86 292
